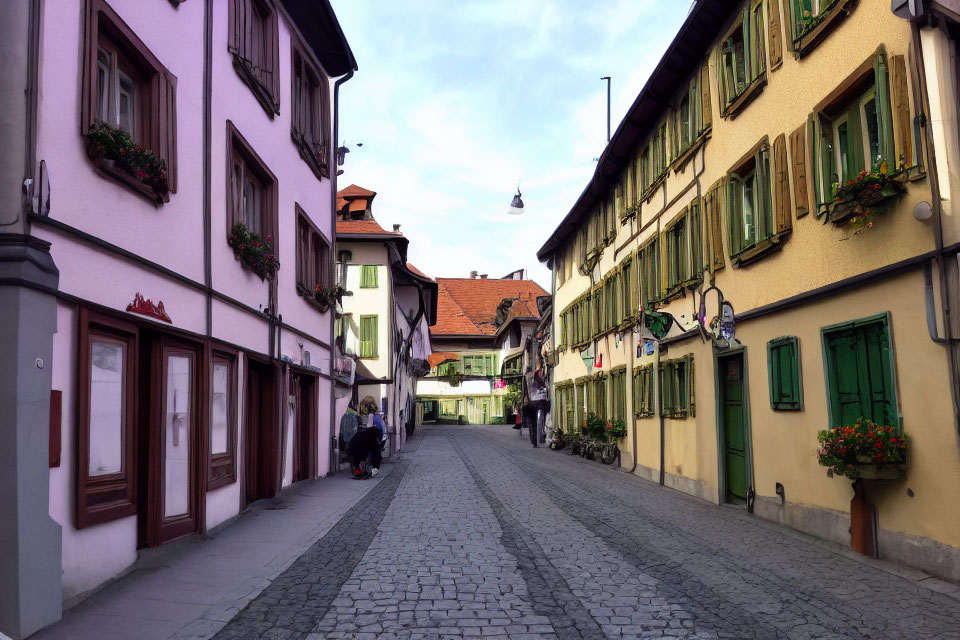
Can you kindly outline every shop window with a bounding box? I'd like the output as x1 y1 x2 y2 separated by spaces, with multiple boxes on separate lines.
440 399 457 416
768 336 803 411
718 0 766 118
633 364 654 418
296 206 331 301
822 314 898 428
227 121 278 252
209 351 237 489
660 355 694 419
291 41 330 179
359 265 378 289
787 0 855 56
77 309 138 529
359 315 378 359
81 0 178 197
228 0 280 115
809 51 917 217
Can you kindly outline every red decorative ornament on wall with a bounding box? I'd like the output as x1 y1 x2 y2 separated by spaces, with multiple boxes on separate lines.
126 292 172 323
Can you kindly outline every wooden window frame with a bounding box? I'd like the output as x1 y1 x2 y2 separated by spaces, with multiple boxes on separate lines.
718 0 767 119
295 204 331 307
226 121 279 251
767 336 803 411
77 308 139 529
787 0 856 58
291 38 331 180
208 348 238 490
727 138 786 266
808 49 915 220
659 355 695 419
633 364 655 418
359 314 379 359
359 265 379 289
228 0 280 116
639 236 661 307
81 0 178 201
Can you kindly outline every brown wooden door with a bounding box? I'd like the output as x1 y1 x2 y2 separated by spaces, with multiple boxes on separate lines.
145 337 203 546
293 374 317 482
245 358 279 503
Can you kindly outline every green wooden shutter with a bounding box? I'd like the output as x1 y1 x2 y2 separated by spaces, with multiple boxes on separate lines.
768 336 802 410
874 51 895 166
823 318 896 427
359 315 378 358
360 265 378 288
728 175 744 257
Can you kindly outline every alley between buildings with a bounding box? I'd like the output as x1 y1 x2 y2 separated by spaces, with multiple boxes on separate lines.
197 424 960 640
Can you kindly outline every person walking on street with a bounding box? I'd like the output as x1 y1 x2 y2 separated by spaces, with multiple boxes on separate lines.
347 426 383 479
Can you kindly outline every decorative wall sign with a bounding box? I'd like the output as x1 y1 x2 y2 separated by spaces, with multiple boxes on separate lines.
126 293 172 323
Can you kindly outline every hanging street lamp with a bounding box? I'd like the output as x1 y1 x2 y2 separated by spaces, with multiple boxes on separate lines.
506 187 524 215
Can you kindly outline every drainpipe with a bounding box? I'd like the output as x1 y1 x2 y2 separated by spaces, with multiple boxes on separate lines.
911 21 960 435
628 212 640 473
203 0 213 337
329 68 354 474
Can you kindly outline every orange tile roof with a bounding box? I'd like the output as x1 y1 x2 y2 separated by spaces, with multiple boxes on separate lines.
427 352 460 368
432 278 549 336
406 263 432 280
336 219 400 235
337 184 376 198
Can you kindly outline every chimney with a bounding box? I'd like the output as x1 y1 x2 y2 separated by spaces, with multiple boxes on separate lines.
480 274 488 279
392 223 401 233
469 270 478 279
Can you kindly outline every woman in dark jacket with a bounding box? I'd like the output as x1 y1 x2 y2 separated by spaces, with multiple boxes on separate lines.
347 426 382 478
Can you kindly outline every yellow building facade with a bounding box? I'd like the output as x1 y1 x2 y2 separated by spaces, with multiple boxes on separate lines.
539 0 960 582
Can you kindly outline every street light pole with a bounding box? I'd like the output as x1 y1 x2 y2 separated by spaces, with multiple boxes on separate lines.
601 76 611 143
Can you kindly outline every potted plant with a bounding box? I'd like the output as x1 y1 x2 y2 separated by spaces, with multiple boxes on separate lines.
85 120 169 203
828 161 907 231
816 418 907 480
607 419 627 440
549 428 566 450
228 223 280 280
313 284 343 312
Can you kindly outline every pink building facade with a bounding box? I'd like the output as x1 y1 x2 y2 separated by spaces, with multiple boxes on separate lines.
0 1 356 637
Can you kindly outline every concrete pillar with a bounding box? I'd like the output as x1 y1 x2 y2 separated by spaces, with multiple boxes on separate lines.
0 0 64 637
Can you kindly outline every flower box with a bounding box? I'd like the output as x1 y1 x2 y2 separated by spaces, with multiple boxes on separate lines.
85 121 169 204
827 165 907 230
228 223 279 280
852 463 906 480
313 284 343 312
817 418 907 480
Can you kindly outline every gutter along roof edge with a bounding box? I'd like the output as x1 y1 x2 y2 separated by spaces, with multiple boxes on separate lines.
535 0 728 262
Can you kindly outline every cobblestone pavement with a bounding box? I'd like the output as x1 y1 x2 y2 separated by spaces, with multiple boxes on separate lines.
215 425 960 639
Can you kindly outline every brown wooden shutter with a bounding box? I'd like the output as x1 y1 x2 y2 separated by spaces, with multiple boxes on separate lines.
700 63 712 130
228 0 243 54
80 2 99 135
707 179 725 271
789 124 809 218
768 0 784 71
773 134 792 233
149 72 178 193
890 54 912 169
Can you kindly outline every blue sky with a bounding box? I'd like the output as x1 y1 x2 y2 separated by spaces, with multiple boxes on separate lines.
330 1 693 289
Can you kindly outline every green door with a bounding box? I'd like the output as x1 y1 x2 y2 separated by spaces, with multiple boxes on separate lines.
824 318 895 427
720 353 747 502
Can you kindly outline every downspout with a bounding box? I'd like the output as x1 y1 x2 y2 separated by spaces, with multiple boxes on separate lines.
329 68 354 474
658 159 670 486
628 211 640 473
911 20 960 434
203 0 212 337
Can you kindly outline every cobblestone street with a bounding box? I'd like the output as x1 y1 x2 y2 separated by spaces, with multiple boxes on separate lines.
214 425 960 640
